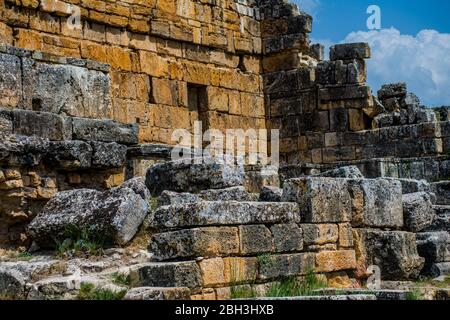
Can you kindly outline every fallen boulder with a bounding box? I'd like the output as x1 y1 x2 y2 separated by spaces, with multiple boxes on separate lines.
353 229 424 280
259 186 283 202
402 192 435 232
145 158 244 195
28 177 151 247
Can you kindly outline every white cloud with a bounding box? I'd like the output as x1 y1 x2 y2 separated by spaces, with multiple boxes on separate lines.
343 28 450 106
295 0 320 16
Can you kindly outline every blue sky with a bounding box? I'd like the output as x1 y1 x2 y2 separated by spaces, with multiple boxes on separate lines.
294 0 450 106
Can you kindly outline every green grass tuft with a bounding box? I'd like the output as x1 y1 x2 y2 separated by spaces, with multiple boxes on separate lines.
55 225 108 258
76 283 126 300
406 289 424 301
266 269 327 298
111 272 131 288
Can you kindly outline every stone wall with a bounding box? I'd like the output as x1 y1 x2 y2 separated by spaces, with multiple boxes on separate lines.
0 47 141 247
0 0 266 146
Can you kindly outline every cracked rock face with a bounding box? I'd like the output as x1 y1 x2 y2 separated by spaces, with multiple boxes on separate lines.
402 192 435 232
145 158 245 196
353 229 424 280
27 177 151 247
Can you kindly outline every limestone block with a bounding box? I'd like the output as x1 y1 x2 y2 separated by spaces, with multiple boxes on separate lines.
416 232 450 263
0 53 22 107
239 225 274 255
11 109 72 141
338 223 353 248
72 117 138 145
259 186 283 202
347 178 403 228
199 186 253 202
330 43 371 61
90 141 127 168
353 229 424 280
157 190 201 207
270 224 303 252
22 59 110 118
402 192 435 232
149 227 239 261
282 177 352 223
377 82 407 100
315 250 357 273
145 159 245 195
258 253 315 280
223 257 258 284
129 261 201 290
152 201 301 229
45 140 92 170
28 178 150 247
302 224 338 245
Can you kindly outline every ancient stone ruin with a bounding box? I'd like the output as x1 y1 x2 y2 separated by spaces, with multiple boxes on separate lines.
0 0 449 300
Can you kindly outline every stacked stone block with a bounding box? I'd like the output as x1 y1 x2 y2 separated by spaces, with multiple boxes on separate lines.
0 0 266 146
282 176 424 281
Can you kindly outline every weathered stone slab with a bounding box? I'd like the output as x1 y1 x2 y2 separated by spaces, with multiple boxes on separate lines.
423 262 450 278
0 108 13 134
0 134 48 167
353 229 424 280
239 225 274 255
157 190 201 207
416 232 450 263
0 53 22 107
152 201 301 229
258 253 315 280
28 177 151 247
347 179 403 228
270 224 303 252
430 181 450 205
282 177 352 223
22 59 110 118
72 118 138 145
128 261 201 290
425 206 450 233
315 250 357 273
378 82 407 100
90 141 127 168
11 109 72 141
330 43 371 61
123 287 191 300
402 192 435 232
45 140 92 170
199 186 254 202
259 186 283 202
301 224 338 245
146 159 245 195
149 227 239 261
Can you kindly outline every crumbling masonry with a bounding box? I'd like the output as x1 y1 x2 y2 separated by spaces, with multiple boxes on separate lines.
0 0 449 300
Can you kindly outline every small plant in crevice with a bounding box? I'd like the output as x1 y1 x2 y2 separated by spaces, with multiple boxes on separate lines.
111 272 131 288
54 225 109 258
257 253 273 269
406 289 424 301
266 269 327 298
76 283 126 301
150 197 159 211
228 259 258 299
230 285 257 300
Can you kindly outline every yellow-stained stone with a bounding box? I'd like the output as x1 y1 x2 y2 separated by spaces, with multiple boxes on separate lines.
315 250 357 273
199 258 225 287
